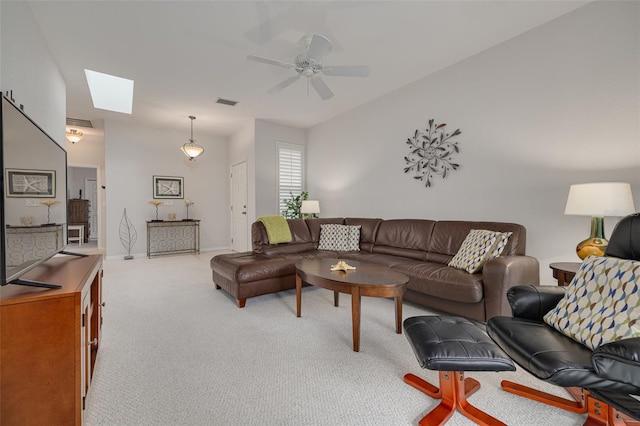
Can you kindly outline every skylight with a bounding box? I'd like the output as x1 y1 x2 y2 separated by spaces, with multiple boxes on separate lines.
84 69 134 114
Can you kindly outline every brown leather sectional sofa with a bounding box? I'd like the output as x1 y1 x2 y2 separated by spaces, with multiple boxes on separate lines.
210 217 540 322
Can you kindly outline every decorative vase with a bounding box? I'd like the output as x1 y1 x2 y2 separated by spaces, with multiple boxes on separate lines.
576 217 608 260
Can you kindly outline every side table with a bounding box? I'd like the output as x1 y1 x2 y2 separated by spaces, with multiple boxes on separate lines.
549 262 581 286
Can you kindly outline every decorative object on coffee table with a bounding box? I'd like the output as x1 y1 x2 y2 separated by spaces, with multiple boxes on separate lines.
39 199 60 224
119 208 137 260
148 200 163 221
564 182 635 259
330 260 356 272
403 118 461 188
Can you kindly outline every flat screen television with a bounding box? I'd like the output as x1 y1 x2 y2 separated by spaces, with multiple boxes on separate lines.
1 95 72 288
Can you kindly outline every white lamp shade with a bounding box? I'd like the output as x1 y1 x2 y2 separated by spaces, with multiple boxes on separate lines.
181 143 204 159
564 182 636 216
300 200 320 214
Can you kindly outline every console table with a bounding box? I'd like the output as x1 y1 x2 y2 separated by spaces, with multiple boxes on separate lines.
147 220 200 258
1 254 104 425
5 224 64 267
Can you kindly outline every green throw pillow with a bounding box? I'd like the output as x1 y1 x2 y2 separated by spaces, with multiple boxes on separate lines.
543 256 640 350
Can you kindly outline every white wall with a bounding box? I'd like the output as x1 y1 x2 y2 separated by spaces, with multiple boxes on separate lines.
105 120 230 257
306 1 640 282
254 119 306 218
0 1 66 146
68 167 97 200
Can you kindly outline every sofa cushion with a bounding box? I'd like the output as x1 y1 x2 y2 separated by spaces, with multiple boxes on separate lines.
448 230 512 274
345 218 382 252
372 219 435 261
392 262 484 304
318 224 361 251
543 256 640 350
429 221 526 257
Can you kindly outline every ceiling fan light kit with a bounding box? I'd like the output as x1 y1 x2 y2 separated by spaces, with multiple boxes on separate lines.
248 33 370 100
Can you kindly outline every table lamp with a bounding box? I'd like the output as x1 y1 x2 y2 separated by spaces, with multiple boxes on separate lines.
300 200 320 218
564 182 636 259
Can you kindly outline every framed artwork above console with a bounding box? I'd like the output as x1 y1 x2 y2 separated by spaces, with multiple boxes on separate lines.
153 175 183 199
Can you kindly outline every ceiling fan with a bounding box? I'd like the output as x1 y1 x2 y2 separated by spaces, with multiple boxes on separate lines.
247 33 370 100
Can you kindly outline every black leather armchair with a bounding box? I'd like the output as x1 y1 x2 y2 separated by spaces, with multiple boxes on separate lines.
487 213 640 425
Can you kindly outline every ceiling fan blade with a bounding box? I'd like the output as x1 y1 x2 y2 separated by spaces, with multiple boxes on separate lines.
305 34 332 61
322 65 370 77
310 76 334 100
247 55 296 69
267 75 301 94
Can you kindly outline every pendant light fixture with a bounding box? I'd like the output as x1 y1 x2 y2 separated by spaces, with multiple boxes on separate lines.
66 129 84 144
181 115 204 161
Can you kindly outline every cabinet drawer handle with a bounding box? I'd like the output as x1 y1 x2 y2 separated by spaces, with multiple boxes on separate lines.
101 302 106 307
89 338 98 346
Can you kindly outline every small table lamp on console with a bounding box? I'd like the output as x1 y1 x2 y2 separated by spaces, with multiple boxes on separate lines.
564 182 636 259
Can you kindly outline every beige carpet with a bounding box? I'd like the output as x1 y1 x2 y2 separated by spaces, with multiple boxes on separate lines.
86 251 585 425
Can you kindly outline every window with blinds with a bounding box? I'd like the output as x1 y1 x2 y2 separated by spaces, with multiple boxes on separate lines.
277 142 305 215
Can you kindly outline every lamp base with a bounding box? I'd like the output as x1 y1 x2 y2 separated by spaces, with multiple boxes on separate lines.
576 237 608 260
576 216 608 260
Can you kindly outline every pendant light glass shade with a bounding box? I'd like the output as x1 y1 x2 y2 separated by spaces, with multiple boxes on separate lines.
66 129 84 143
181 115 204 161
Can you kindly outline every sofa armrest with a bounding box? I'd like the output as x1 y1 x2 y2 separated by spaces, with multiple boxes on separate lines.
593 337 640 390
482 255 540 320
506 285 566 321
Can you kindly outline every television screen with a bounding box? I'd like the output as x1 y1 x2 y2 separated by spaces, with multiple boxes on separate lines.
1 96 68 286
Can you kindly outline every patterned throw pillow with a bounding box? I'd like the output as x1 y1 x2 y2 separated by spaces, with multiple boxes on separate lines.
543 256 640 350
448 229 512 274
318 224 361 251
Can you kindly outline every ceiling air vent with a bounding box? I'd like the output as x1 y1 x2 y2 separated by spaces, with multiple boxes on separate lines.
216 98 238 107
66 117 93 128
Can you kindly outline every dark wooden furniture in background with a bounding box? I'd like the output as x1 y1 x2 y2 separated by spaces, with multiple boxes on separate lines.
295 258 409 352
68 198 90 243
549 262 582 286
1 254 104 425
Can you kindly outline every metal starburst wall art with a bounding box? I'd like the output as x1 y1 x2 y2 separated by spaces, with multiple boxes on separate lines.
403 119 461 187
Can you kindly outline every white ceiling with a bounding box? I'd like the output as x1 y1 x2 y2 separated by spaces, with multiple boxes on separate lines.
27 1 588 137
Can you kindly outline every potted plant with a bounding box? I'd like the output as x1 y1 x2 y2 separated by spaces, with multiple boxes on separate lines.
282 191 308 219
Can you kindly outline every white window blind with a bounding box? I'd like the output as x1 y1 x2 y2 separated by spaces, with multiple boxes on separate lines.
277 143 304 215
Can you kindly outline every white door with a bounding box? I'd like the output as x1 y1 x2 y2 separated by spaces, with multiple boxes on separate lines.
231 161 248 252
85 178 97 240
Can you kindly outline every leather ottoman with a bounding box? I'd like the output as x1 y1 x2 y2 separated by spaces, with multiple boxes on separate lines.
403 316 515 425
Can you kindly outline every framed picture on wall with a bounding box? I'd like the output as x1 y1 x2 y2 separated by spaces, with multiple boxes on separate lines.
5 168 56 197
153 175 184 199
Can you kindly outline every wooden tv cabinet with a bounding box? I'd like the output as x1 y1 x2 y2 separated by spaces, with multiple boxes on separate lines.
0 254 104 425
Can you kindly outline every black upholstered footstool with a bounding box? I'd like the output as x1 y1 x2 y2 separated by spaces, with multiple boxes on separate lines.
403 316 515 426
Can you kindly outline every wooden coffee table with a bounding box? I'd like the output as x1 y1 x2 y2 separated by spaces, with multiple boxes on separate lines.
295 258 409 352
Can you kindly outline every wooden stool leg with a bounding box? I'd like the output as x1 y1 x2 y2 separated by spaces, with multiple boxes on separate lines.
404 371 507 426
